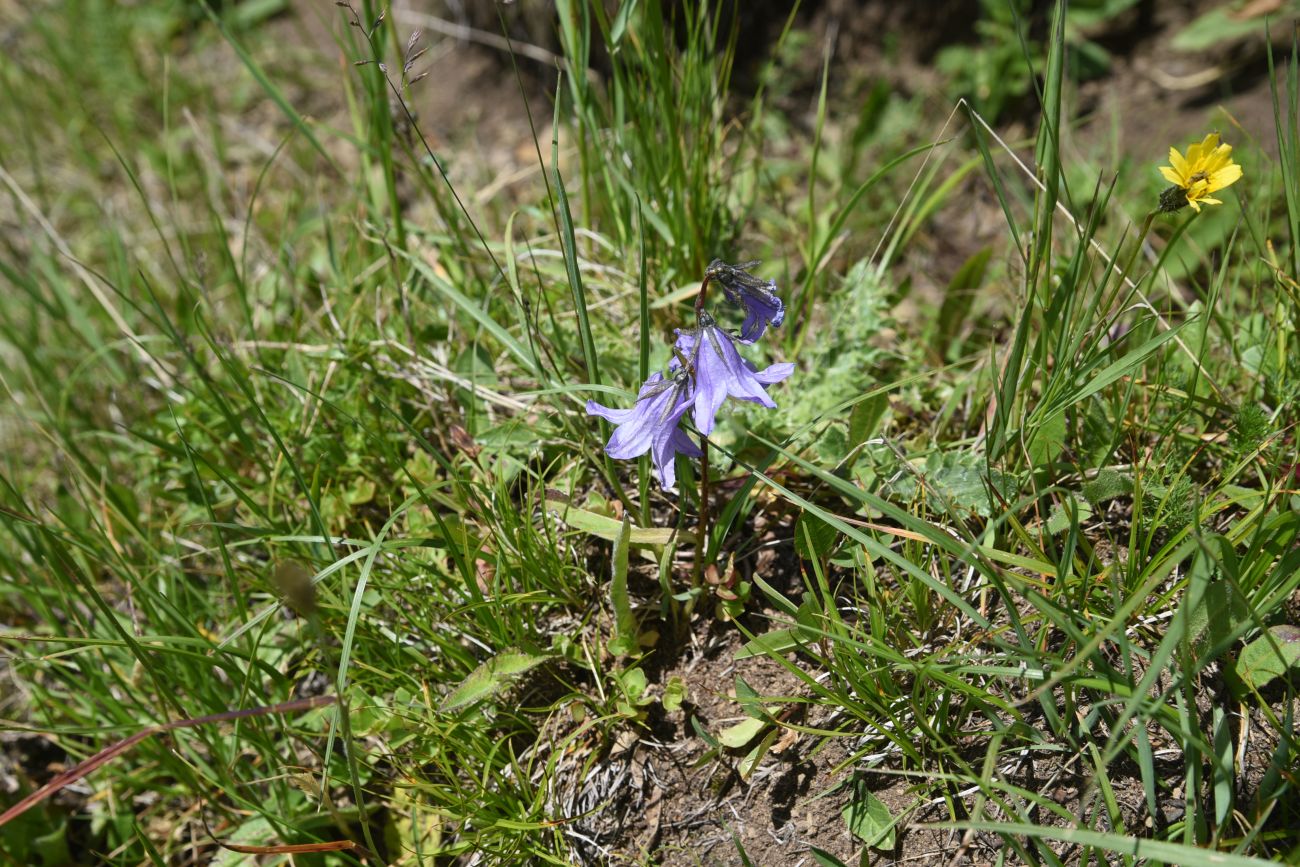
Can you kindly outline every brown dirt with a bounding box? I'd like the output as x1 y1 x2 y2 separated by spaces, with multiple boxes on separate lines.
529 612 869 866
642 624 851 865
1072 1 1289 159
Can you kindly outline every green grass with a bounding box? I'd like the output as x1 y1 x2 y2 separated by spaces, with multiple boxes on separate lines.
2 1 1300 865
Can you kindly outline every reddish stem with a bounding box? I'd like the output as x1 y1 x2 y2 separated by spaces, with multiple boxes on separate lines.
693 273 711 584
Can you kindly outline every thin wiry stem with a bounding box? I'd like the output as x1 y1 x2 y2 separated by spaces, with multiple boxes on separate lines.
693 273 712 586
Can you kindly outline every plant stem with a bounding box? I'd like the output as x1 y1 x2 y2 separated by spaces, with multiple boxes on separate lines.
1120 211 1157 285
693 273 710 319
697 442 710 582
693 273 711 585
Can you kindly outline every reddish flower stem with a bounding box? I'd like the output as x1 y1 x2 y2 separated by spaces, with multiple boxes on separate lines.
693 273 712 584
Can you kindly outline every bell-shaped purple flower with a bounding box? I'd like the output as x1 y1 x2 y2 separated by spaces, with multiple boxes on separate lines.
736 288 784 344
705 258 785 343
585 371 703 491
674 314 795 436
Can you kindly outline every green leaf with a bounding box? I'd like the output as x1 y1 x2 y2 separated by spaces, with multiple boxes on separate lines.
552 164 601 386
440 650 550 712
808 848 851 867
842 789 896 849
203 7 335 168
609 0 638 46
1068 0 1141 27
403 250 534 370
213 815 277 867
815 424 850 464
227 0 287 28
1080 399 1117 466
847 392 889 454
1184 570 1247 656
1212 704 1233 827
545 496 692 545
738 727 779 780
891 451 1015 518
718 717 768 749
690 714 720 750
453 343 499 390
1068 323 1187 407
618 667 649 704
937 820 1278 866
1027 409 1066 466
733 676 765 718
1081 468 1133 505
344 477 376 506
662 676 687 712
1045 494 1093 535
1234 625 1300 691
802 141 944 303
33 817 73 866
752 574 799 617
735 628 801 659
608 515 638 657
1030 1 1066 277
795 509 840 560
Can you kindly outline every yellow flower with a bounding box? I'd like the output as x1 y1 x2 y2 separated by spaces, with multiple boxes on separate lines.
1158 133 1243 213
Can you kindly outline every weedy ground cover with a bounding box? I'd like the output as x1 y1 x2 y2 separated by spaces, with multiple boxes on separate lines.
1 1 1299 864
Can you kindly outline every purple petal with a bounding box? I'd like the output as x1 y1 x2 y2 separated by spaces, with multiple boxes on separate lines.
596 375 670 460
603 422 651 459
749 361 795 385
737 289 784 343
671 426 703 458
705 328 774 405
608 394 673 459
692 352 732 435
650 438 676 489
673 329 696 358
680 324 794 433
588 370 701 490
585 399 634 424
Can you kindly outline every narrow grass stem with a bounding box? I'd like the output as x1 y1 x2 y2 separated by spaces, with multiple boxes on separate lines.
1120 211 1158 291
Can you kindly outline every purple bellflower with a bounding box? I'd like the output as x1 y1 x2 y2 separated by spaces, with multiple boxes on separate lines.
585 370 703 491
705 258 785 343
673 312 795 437
585 258 790 494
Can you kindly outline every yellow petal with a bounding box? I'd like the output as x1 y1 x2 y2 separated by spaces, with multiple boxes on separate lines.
1188 199 1202 212
1199 197 1222 206
1160 166 1183 185
1168 147 1189 179
1209 163 1242 191
1202 144 1233 173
